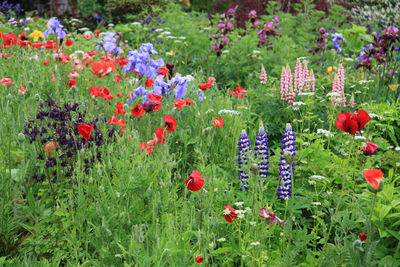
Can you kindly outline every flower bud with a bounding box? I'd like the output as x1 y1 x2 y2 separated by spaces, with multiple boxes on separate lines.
17 133 25 141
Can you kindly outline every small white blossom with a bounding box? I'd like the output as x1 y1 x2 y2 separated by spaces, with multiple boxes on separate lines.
252 50 261 54
217 238 226 242
218 109 241 115
343 57 354 62
369 113 384 120
222 208 231 216
354 135 366 140
298 92 314 96
222 50 230 54
326 92 341 97
250 242 260 246
131 22 141 25
234 201 244 207
308 180 316 185
317 129 334 137
78 27 90 31
310 175 327 180
154 28 163 32
311 202 321 206
244 207 251 213
395 147 400 151
293 101 306 106
249 221 257 226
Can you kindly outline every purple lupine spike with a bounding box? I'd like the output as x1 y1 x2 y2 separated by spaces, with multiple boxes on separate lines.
238 129 251 190
254 123 269 183
277 123 296 200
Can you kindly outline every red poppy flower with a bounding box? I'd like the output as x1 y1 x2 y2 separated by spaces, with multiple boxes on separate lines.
230 86 246 99
88 51 98 57
213 117 224 128
115 75 122 83
195 255 204 263
155 128 166 144
223 206 238 223
65 39 73 47
158 66 169 78
19 85 26 94
140 140 155 155
148 94 162 101
164 115 177 132
336 110 371 134
0 78 12 86
43 60 50 66
102 88 113 101
185 170 204 191
185 98 193 106
363 141 378 155
145 78 154 87
362 169 384 191
359 232 367 241
78 123 94 140
173 99 186 109
116 92 122 97
89 86 103 97
45 40 57 50
198 79 213 91
2 33 18 47
94 30 100 38
32 42 45 48
67 79 77 88
131 104 145 117
45 141 55 156
114 101 126 115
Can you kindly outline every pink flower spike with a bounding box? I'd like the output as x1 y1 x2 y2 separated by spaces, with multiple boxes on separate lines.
259 207 285 226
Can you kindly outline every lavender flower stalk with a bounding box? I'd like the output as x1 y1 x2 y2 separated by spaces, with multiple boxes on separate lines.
238 129 251 190
254 123 269 183
277 123 296 200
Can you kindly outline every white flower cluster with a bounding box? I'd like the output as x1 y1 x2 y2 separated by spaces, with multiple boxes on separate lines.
218 109 241 115
317 129 334 137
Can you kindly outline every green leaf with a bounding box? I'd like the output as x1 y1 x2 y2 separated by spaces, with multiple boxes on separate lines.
213 247 231 254
387 230 400 241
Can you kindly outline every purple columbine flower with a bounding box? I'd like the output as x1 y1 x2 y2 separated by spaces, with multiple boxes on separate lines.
254 123 269 183
277 123 296 200
238 129 251 190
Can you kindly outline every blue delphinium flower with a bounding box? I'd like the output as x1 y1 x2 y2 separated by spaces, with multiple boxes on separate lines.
277 123 296 200
44 17 66 39
331 32 346 54
238 129 251 190
254 123 269 183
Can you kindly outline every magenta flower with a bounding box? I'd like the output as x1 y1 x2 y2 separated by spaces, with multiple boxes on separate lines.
259 207 285 226
363 141 378 155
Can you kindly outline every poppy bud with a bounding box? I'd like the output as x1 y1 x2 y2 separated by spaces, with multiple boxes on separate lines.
367 180 384 193
17 133 25 141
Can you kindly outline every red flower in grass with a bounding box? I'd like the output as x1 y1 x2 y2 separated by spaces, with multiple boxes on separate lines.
185 98 193 106
114 75 122 83
223 206 238 223
359 232 367 242
65 39 73 47
145 78 154 87
362 169 384 192
230 86 246 99
213 117 224 128
116 92 122 97
0 78 12 86
78 123 94 140
108 115 125 127
114 101 126 115
102 88 113 101
363 141 378 155
195 255 204 263
173 99 186 109
158 66 169 78
336 110 371 134
67 79 77 88
94 30 100 38
199 81 213 91
44 141 55 156
131 104 145 117
185 170 204 191
148 94 162 101
155 128 166 144
164 115 177 132
140 140 155 155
